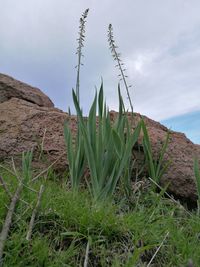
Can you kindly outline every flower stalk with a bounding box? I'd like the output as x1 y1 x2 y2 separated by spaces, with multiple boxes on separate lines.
108 24 134 114
75 8 89 104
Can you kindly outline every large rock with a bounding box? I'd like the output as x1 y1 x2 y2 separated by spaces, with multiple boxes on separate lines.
0 73 54 107
144 118 200 203
0 73 200 204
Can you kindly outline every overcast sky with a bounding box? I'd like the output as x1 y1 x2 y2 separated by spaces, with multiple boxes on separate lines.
0 0 200 143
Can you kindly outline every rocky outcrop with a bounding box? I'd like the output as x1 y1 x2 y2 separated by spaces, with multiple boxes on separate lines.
0 97 68 170
0 73 199 204
137 114 200 203
0 73 54 107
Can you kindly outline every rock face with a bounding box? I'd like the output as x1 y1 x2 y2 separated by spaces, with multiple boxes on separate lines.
138 114 200 203
0 73 54 107
0 73 200 204
0 97 69 170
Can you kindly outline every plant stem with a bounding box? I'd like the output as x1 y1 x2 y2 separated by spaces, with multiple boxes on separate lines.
112 43 133 114
0 182 23 266
76 8 89 103
147 232 169 267
26 184 44 241
108 24 134 114
0 175 12 199
83 240 90 267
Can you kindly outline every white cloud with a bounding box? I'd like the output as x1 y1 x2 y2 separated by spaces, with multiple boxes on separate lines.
0 0 200 121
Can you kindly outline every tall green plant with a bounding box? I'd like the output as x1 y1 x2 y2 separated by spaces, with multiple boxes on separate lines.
141 120 170 185
71 83 141 201
65 9 141 200
64 120 85 191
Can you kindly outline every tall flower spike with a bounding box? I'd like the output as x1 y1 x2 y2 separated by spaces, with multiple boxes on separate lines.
108 24 134 114
75 8 89 104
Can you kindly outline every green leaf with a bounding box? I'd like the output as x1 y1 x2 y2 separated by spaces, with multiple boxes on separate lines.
155 132 170 180
112 129 122 158
98 82 104 119
64 122 74 170
194 157 200 199
141 119 170 185
22 150 33 183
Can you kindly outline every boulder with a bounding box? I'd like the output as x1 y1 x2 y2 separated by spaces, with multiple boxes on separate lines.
0 73 200 204
0 73 54 107
144 118 200 203
0 97 69 172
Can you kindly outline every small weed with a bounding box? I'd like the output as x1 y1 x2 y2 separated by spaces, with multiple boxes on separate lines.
194 157 200 215
141 119 171 185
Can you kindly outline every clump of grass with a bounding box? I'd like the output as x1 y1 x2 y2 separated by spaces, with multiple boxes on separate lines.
141 120 171 185
64 119 85 192
0 151 34 264
0 151 45 265
65 84 141 201
1 168 200 266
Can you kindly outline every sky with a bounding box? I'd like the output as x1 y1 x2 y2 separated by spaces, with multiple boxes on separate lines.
0 0 200 143
162 110 200 144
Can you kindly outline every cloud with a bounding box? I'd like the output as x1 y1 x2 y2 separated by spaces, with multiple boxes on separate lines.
123 32 200 120
0 0 200 122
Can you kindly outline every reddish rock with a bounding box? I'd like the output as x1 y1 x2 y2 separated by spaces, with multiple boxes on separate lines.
0 97 69 172
0 74 199 203
140 114 200 203
0 73 54 107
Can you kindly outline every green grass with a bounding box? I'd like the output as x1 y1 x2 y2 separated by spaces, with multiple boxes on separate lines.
1 167 200 266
